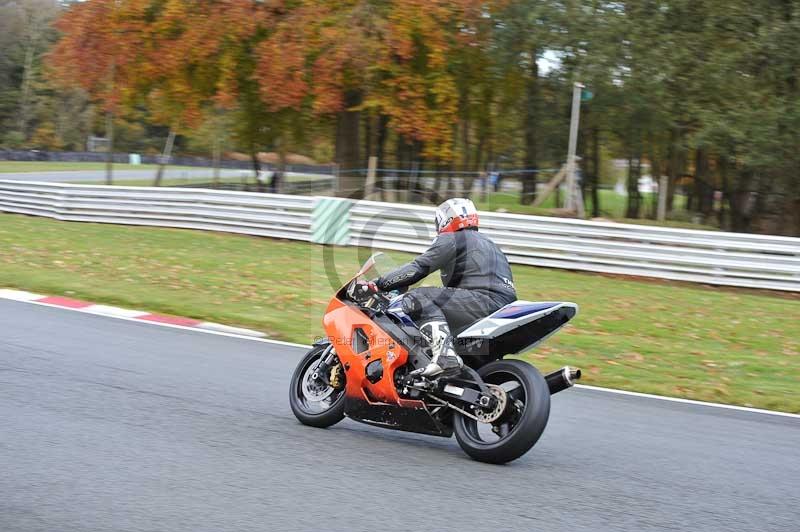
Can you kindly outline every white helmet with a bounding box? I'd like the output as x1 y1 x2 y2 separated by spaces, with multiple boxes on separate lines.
434 198 479 234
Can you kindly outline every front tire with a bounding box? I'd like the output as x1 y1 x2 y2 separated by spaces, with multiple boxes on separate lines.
453 359 550 464
289 344 346 428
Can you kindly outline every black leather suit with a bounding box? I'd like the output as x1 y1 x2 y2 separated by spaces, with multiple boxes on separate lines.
375 228 517 335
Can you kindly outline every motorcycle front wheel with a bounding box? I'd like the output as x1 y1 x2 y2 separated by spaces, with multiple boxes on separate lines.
453 359 550 464
289 344 346 428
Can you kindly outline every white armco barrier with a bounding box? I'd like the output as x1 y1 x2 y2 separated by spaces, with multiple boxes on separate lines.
2 180 799 292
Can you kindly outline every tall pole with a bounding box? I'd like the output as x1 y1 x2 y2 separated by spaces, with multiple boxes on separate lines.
565 81 584 211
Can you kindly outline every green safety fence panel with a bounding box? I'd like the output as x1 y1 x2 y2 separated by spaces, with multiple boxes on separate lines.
311 197 351 245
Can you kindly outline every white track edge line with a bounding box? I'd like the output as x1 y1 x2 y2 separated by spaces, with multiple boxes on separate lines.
574 384 799 419
6 296 309 349
3 293 798 419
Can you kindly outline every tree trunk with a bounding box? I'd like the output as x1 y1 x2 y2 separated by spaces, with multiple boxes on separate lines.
693 148 714 220
460 93 471 173
376 114 388 201
153 129 176 186
409 140 425 202
625 151 642 218
105 111 114 185
17 39 35 139
749 173 771 234
728 169 753 232
718 155 728 229
396 135 414 200
521 48 539 205
212 125 221 188
666 129 680 213
578 122 588 216
591 126 600 217
648 142 661 219
334 90 363 198
270 140 286 194
250 145 261 184
364 111 373 168
463 132 485 200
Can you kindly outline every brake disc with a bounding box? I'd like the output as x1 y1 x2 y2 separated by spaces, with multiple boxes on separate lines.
301 362 334 402
474 384 507 424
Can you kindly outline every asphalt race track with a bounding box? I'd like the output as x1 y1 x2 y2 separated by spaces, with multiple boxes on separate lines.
1 299 798 532
0 168 245 183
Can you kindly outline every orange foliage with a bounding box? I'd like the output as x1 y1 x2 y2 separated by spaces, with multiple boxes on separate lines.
49 0 129 112
49 0 491 160
252 0 486 160
50 0 265 128
378 0 490 160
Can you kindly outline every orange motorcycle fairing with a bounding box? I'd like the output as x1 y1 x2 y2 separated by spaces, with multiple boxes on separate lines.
322 297 450 437
323 298 409 404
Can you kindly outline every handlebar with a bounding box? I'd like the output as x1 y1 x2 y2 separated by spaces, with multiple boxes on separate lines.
348 279 392 310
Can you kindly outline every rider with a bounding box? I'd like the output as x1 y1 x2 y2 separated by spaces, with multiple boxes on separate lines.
373 198 517 378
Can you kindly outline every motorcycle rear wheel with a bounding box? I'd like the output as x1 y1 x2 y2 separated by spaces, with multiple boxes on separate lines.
453 359 550 464
289 344 346 428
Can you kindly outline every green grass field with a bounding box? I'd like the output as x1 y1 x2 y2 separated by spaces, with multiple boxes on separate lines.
474 191 708 230
1 212 797 411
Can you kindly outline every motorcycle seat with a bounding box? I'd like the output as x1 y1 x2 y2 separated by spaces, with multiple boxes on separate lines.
457 301 578 340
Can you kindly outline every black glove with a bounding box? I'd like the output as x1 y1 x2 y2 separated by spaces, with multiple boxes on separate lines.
355 280 379 295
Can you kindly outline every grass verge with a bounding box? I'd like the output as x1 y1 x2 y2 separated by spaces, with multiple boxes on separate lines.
1 212 797 412
474 191 715 230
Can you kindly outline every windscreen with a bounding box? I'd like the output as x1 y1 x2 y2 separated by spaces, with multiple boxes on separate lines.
353 252 399 281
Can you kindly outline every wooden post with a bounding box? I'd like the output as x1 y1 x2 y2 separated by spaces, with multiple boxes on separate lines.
153 129 176 186
531 165 567 208
565 82 584 211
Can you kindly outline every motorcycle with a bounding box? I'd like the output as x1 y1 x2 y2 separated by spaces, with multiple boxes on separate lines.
289 253 581 464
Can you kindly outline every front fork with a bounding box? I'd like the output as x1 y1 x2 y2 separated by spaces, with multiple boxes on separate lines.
310 343 336 387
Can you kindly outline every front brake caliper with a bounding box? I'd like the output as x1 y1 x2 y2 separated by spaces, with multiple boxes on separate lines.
329 364 344 390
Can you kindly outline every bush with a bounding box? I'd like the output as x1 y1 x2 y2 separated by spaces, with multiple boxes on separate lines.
1 130 26 149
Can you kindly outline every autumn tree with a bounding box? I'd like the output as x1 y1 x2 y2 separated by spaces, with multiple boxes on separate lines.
49 0 136 181
38 0 800 234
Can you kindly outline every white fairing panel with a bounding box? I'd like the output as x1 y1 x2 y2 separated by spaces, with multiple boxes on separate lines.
457 301 579 340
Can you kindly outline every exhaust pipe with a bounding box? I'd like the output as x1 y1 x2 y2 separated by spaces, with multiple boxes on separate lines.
545 366 581 395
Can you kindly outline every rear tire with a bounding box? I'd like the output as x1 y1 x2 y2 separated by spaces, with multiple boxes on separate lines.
453 359 550 464
289 344 346 428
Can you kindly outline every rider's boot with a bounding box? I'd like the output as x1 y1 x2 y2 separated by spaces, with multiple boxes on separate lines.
419 321 463 378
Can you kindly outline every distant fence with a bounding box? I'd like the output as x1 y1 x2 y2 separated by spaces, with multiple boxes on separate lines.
1 180 798 292
175 178 334 195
